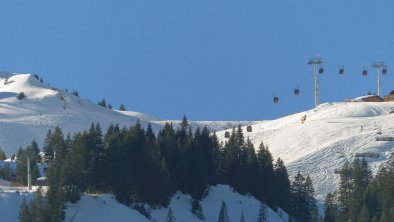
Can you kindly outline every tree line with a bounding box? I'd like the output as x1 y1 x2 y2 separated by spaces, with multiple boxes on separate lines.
323 157 394 222
18 117 317 222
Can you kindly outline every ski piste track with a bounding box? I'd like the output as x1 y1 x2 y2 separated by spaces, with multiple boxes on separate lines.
217 102 394 201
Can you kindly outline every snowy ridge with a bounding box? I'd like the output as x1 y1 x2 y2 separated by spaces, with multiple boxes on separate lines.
0 73 248 156
217 101 394 200
0 73 163 156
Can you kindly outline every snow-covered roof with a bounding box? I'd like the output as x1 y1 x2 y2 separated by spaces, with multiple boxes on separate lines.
353 94 381 102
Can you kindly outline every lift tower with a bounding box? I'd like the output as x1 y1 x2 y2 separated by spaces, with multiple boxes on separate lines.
308 58 323 108
372 62 387 97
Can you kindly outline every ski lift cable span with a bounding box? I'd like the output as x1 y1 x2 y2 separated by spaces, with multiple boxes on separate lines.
241 65 309 120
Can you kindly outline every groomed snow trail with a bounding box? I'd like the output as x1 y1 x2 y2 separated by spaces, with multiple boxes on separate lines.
217 102 394 200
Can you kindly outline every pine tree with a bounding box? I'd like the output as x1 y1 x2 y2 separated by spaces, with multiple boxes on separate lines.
30 187 49 221
15 143 41 186
305 175 318 222
358 204 370 222
45 133 67 222
290 172 317 222
239 211 246 222
187 126 218 200
191 199 205 220
350 159 371 221
86 123 106 192
0 148 6 160
255 142 275 205
323 192 338 222
258 203 268 222
244 138 258 194
119 104 126 111
166 207 176 222
61 149 85 203
338 161 352 220
273 158 291 212
218 201 229 222
71 90 79 97
98 98 107 108
157 122 177 193
43 127 66 162
17 92 26 100
221 126 248 194
137 123 171 205
19 198 31 222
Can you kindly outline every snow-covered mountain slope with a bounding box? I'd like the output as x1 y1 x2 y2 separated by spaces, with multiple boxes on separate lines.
0 73 163 156
1 185 289 222
0 72 249 156
217 101 394 200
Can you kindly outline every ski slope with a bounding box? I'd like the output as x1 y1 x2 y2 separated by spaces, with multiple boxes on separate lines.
217 101 394 200
0 73 245 156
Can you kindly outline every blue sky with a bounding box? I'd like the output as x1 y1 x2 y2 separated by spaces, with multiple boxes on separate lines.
1 0 394 120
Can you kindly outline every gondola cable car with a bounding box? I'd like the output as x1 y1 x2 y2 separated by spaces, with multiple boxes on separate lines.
319 67 324 74
273 96 279 104
382 68 388 75
362 69 368 76
339 66 344 75
294 87 300 96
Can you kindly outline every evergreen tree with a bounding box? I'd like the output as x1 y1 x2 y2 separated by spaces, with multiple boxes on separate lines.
290 172 317 222
338 161 352 220
0 163 11 181
0 148 6 160
305 175 318 222
244 138 258 194
358 203 370 222
19 198 31 222
191 199 205 220
86 123 106 192
258 203 268 222
157 122 178 193
98 98 107 108
187 126 218 200
323 192 338 222
30 187 49 221
17 92 26 100
221 126 248 194
139 123 171 205
43 127 66 162
255 142 275 205
240 211 246 222
166 207 176 222
119 104 126 111
15 143 40 186
71 90 79 97
218 201 229 222
45 129 67 222
273 158 291 212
